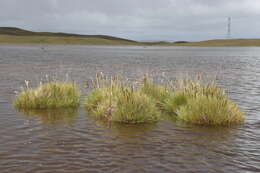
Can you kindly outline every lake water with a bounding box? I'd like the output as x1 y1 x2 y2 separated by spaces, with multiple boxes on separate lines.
0 45 260 173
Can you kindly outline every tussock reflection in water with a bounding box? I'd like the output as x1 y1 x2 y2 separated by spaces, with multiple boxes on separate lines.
17 108 79 125
94 118 156 135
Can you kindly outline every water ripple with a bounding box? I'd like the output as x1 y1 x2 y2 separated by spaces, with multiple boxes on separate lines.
0 45 260 173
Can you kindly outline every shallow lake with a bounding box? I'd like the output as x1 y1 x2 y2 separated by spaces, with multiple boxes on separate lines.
0 45 260 173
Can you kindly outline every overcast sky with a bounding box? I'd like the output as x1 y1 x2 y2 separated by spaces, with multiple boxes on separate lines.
0 0 260 41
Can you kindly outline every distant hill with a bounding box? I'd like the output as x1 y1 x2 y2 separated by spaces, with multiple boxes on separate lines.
172 39 260 47
1 27 260 46
0 27 138 44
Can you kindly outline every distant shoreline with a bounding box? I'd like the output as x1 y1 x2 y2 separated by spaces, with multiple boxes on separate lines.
1 27 260 47
2 35 260 47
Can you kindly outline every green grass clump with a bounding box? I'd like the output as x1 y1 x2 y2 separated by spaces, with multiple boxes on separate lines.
85 76 160 124
86 74 245 126
161 79 244 125
177 95 245 126
162 92 188 115
110 89 160 123
140 77 169 108
162 80 226 114
173 79 226 99
15 82 80 109
85 87 114 119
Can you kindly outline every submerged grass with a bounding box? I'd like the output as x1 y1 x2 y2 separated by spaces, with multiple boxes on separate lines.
85 74 160 124
15 81 80 109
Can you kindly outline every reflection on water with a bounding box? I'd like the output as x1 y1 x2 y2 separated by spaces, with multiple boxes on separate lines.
0 45 260 173
94 119 157 139
17 108 79 125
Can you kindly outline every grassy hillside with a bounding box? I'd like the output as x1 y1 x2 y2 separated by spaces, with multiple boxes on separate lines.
172 39 260 47
0 27 139 45
0 34 140 45
1 27 260 46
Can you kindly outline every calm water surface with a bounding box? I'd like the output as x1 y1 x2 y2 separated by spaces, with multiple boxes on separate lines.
0 45 260 173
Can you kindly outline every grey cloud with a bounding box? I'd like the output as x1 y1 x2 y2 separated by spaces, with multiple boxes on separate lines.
0 0 259 41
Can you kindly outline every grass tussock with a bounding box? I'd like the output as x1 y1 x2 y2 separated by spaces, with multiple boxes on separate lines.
140 78 244 126
177 96 245 126
85 74 160 124
140 77 169 108
161 79 225 112
15 81 80 109
162 91 188 115
84 73 244 126
172 79 226 99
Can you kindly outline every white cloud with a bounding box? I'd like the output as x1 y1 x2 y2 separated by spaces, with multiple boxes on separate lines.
0 0 260 41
